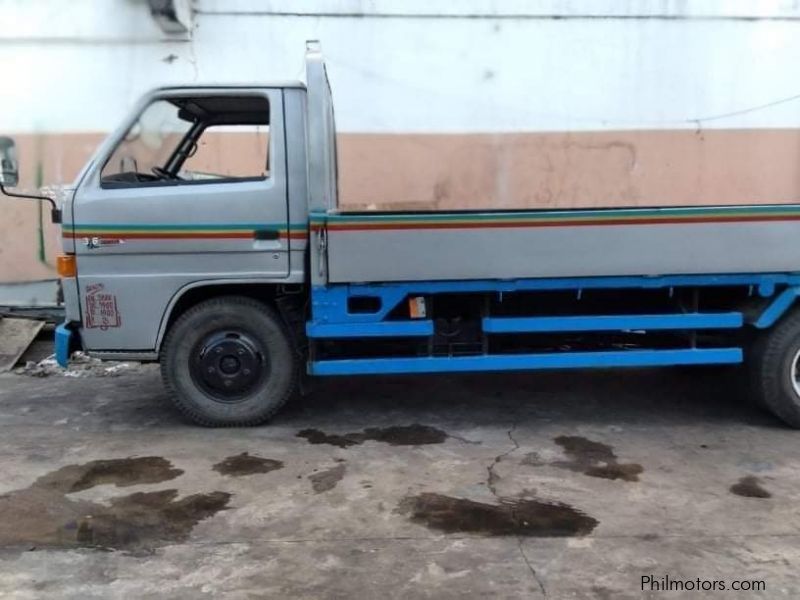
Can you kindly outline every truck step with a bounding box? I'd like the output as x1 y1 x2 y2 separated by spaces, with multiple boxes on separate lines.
309 347 743 376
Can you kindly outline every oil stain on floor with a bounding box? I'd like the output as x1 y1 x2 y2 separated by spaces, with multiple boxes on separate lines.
308 463 346 493
212 453 283 477
297 424 448 448
397 493 598 537
37 456 184 493
730 475 771 498
0 456 229 551
524 436 643 482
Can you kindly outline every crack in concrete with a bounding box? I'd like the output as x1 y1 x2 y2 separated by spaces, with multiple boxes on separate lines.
487 424 547 596
518 538 547 598
446 433 481 445
486 423 520 498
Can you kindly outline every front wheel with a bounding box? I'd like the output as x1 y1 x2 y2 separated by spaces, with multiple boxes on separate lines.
160 296 297 426
750 309 800 428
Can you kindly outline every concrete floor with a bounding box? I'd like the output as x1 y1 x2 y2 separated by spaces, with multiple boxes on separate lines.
0 365 798 599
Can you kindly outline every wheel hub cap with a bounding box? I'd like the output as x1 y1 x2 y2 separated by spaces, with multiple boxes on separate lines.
192 332 265 399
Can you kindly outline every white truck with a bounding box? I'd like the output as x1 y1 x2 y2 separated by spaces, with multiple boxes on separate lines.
4 42 800 427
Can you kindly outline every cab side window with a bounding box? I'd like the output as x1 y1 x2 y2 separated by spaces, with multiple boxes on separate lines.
181 124 269 181
100 95 270 187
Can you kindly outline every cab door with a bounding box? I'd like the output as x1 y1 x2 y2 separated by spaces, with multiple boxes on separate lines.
70 88 289 352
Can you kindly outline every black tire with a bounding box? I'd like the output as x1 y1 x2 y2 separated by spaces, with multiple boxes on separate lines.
160 296 297 426
750 309 800 428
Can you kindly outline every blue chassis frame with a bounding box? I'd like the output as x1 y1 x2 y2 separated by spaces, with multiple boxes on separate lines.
306 272 800 376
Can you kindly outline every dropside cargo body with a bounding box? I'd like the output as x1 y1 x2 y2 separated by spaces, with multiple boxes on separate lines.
44 42 800 428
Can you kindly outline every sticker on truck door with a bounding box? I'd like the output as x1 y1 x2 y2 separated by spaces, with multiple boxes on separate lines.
84 283 121 329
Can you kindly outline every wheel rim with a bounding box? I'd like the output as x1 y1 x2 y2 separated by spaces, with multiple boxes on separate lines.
791 348 800 399
189 330 268 402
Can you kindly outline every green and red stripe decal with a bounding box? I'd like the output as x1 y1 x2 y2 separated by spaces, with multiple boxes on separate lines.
67 204 800 241
65 223 308 242
310 204 800 232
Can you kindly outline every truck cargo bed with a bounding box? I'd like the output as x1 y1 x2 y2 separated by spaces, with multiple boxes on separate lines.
316 204 800 283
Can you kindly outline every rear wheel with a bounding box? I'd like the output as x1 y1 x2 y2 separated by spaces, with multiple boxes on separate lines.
160 296 297 426
750 309 800 428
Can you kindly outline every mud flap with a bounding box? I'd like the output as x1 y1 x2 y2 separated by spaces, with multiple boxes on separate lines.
55 322 77 368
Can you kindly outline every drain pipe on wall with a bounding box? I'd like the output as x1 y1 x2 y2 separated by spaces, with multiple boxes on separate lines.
36 159 49 266
34 134 51 268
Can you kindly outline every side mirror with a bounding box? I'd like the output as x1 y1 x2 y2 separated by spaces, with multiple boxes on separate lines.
0 137 60 223
0 136 19 187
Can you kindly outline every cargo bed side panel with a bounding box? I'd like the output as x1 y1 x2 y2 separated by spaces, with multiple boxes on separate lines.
323 207 800 282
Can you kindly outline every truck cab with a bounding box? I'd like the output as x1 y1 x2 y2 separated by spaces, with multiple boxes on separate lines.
56 41 334 354
39 43 337 425
62 86 303 351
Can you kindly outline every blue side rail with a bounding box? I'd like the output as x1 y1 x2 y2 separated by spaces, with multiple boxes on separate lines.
482 312 742 333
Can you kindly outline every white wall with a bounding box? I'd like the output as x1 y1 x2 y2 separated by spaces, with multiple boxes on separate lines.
1 0 800 135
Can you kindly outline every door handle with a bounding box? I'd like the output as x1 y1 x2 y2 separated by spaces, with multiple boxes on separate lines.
253 229 279 241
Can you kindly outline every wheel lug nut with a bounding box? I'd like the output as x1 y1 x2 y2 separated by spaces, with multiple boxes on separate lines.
224 380 232 387
207 367 215 373
237 349 245 355
243 369 251 375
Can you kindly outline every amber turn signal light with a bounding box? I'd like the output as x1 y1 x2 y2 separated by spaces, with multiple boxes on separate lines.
56 254 76 278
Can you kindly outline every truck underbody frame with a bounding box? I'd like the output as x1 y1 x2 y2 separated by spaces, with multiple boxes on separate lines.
306 272 800 376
